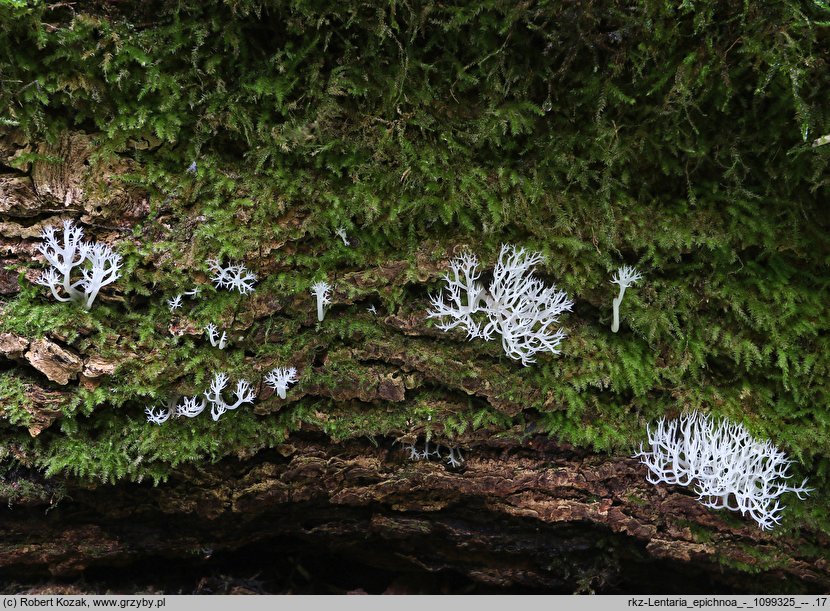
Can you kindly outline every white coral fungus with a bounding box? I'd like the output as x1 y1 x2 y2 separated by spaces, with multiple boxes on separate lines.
167 295 183 311
310 280 332 322
446 447 464 468
334 226 350 246
635 411 812 530
205 323 228 349
175 396 207 419
146 396 207 424
427 244 573 366
404 443 422 461
208 259 257 295
145 404 173 426
204 372 256 421
264 366 299 399
36 220 122 309
610 265 642 333
419 440 440 460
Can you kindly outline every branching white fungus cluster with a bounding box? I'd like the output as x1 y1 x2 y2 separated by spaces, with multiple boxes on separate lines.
427 244 573 365
635 411 811 530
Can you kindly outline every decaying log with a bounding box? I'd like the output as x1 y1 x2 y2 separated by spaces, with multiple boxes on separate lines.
0 437 827 593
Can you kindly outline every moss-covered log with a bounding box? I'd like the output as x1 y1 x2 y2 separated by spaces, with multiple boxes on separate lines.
0 0 829 593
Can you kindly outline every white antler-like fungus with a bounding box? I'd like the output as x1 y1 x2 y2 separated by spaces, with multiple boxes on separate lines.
36 220 122 309
207 259 257 295
310 280 332 322
204 323 228 349
167 295 183 311
427 244 573 366
80 243 123 309
427 251 484 337
146 396 207 423
175 396 207 418
264 366 298 399
204 372 256 421
145 404 173 426
610 265 642 333
419 440 441 460
36 221 88 303
635 411 812 530
446 447 464 468
334 226 350 246
405 443 422 461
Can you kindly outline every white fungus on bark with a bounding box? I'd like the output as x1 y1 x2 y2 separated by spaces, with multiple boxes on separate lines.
175 396 207 418
208 259 257 295
167 295 183 311
204 323 228 349
146 396 208 423
446 447 464 468
610 265 642 333
334 226 350 246
145 404 174 425
204 372 256 421
427 244 573 366
310 280 332 322
36 220 122 310
635 411 812 530
264 366 299 399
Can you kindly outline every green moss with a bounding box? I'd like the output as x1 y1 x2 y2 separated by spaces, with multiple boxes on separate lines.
0 372 34 429
624 494 648 508
717 542 795 580
0 475 66 509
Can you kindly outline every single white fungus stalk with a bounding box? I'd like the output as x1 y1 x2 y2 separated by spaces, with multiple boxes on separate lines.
264 366 299 399
334 226 350 246
610 265 642 333
310 280 332 322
